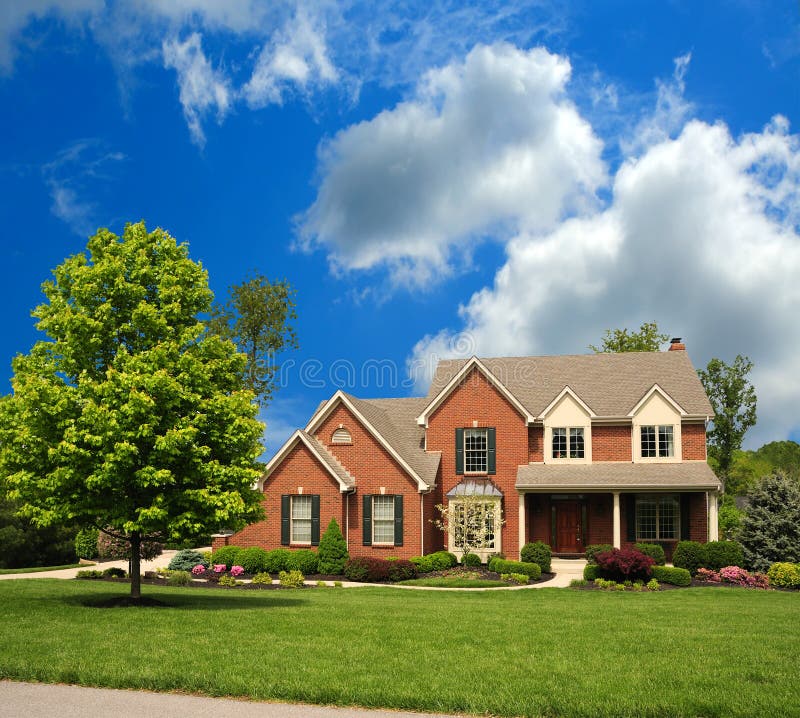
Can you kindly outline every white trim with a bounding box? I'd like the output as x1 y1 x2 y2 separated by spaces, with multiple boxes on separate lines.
416 356 535 427
306 390 430 491
259 430 353 493
612 492 621 549
628 384 687 417
515 483 721 492
518 493 525 560
538 385 596 420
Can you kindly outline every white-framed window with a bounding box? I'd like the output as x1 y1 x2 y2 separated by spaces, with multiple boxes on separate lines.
552 427 585 459
291 495 312 544
331 427 352 444
641 425 674 458
448 499 500 554
372 495 395 544
636 495 679 540
465 428 488 473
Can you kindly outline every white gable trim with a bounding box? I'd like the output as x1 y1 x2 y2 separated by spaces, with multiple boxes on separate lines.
259 430 353 493
628 384 687 417
306 391 430 491
537 385 596 420
416 356 535 427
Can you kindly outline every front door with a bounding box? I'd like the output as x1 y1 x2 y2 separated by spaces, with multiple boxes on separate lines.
555 502 581 553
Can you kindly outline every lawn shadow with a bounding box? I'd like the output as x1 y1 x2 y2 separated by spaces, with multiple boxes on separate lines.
60 589 310 611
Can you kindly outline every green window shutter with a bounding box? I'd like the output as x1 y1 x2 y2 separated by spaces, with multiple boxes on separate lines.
362 494 372 546
394 495 404 546
281 495 290 546
455 428 464 474
487 428 496 475
626 495 636 542
311 495 321 546
680 493 691 540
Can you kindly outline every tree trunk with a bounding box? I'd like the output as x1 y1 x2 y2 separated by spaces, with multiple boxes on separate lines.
130 531 141 600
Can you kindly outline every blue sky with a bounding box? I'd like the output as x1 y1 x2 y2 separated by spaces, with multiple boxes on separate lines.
1 1 798 455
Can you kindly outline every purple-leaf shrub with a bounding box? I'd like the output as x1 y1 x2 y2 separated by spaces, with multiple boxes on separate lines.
595 548 655 581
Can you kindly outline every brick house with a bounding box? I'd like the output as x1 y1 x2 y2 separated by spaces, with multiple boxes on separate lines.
215 340 720 562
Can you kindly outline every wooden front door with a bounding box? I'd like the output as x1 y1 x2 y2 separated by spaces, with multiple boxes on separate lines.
555 502 581 553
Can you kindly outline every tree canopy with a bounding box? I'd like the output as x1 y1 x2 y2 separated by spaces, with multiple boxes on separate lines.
589 321 669 353
0 222 265 598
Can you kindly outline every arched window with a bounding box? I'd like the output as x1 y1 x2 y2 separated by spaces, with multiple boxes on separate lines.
331 427 352 444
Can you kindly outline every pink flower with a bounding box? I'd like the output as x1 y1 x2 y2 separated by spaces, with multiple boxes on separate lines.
213 564 226 573
230 565 244 577
191 564 206 576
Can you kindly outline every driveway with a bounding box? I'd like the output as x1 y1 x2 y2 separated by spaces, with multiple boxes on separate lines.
0 550 186 580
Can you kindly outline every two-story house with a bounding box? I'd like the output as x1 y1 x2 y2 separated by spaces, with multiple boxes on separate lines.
214 340 720 562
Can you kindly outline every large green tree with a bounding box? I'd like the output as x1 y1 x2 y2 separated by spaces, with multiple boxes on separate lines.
698 355 757 478
0 222 265 599
589 321 669 353
207 274 297 407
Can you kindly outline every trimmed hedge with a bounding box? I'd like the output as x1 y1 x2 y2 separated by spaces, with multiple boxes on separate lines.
585 544 613 564
595 548 654 581
651 565 691 587
520 541 552 573
583 564 601 581
387 559 417 581
264 548 291 573
767 562 800 588
672 541 708 576
490 558 541 580
344 557 417 582
168 549 208 572
428 551 458 570
287 549 319 575
634 543 666 566
236 547 269 574
461 553 481 567
210 545 242 570
410 555 434 573
705 541 744 571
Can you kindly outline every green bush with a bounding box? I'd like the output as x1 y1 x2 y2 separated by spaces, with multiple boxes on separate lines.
427 551 458 570
251 572 273 585
767 562 800 588
583 564 601 581
167 570 192 586
646 578 660 591
102 567 126 578
651 565 691 586
317 518 349 574
387 559 417 581
705 540 744 571
520 541 552 572
76 569 103 579
502 573 529 584
585 544 613 564
168 549 208 572
235 547 268 574
672 541 708 575
264 548 291 573
279 569 305 587
218 574 239 587
634 543 666 566
74 528 99 560
287 549 318 575
210 545 242 570
491 559 541 579
410 555 434 573
461 552 481 567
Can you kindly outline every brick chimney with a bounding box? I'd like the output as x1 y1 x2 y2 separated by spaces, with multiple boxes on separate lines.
668 337 686 351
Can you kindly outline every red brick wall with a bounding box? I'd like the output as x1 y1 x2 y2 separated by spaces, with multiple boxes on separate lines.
592 425 632 461
586 494 613 545
682 423 707 460
427 368 529 558
528 426 543 462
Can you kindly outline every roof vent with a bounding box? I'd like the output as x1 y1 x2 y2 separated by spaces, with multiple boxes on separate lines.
668 337 686 351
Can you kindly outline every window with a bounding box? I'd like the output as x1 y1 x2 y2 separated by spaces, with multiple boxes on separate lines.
331 427 352 444
448 498 500 554
552 427 585 459
641 425 674 458
465 428 488 473
291 495 312 544
372 496 395 544
636 495 679 540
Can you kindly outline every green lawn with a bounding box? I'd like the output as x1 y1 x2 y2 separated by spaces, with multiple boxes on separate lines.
0 563 85 575
1 580 798 717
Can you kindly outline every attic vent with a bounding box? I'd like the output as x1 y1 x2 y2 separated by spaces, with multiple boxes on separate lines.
331 427 352 444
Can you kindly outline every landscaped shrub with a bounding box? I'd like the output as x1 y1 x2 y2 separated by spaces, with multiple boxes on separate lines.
705 541 744 571
491 559 541 579
585 544 613 564
651 565 691 586
502 573 529 585
646 579 660 591
74 528 99 560
102 567 126 578
595 548 654 581
279 570 305 587
236 547 269 574
719 566 769 589
583 564 601 581
520 541 552 572
168 549 208 572
343 557 394 582
461 552 481 567
317 518 349 574
427 551 458 570
672 541 708 575
210 545 242 570
410 555 434 573
251 572 272 584
230 565 244 577
387 559 417 581
264 548 291 573
97 529 163 561
167 570 192 586
287 549 319 575
76 569 103 578
191 564 205 576
633 543 666 566
218 574 240 587
767 562 800 588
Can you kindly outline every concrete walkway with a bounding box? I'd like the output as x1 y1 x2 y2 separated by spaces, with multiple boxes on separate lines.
0 681 467 718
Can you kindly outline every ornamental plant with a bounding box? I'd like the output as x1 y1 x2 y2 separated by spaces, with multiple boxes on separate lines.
595 548 655 581
767 562 800 588
230 565 244 577
316 518 349 575
191 564 205 576
212 564 226 573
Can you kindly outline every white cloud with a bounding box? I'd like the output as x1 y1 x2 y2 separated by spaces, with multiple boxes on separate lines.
298 43 607 287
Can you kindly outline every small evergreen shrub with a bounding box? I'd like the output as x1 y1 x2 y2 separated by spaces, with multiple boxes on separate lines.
646 578 660 591
168 549 208 572
167 570 192 586
767 562 800 588
287 549 319 575
218 574 239 587
251 572 273 585
583 563 601 581
570 578 588 588
491 559 541 579
236 547 269 574
210 545 242 570
410 555 434 573
461 552 481 567
651 565 691 586
387 559 417 581
428 551 458 570
316 580 326 587
264 548 291 573
520 541 552 572
705 541 744 571
76 569 103 579
317 518 349 574
279 570 305 587
595 548 654 581
585 544 614 564
672 541 708 575
74 528 99 560
502 573 529 584
102 567 126 578
634 542 666 566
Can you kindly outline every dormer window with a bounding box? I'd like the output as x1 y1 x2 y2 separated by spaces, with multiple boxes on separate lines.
331 427 352 444
641 425 674 458
552 427 584 459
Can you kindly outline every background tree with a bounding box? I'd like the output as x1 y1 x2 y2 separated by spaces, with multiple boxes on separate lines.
207 274 298 407
0 222 265 601
589 321 669 353
698 355 757 478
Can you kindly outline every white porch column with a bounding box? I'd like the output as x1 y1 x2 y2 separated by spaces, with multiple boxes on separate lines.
708 491 719 541
518 493 526 560
612 491 621 549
